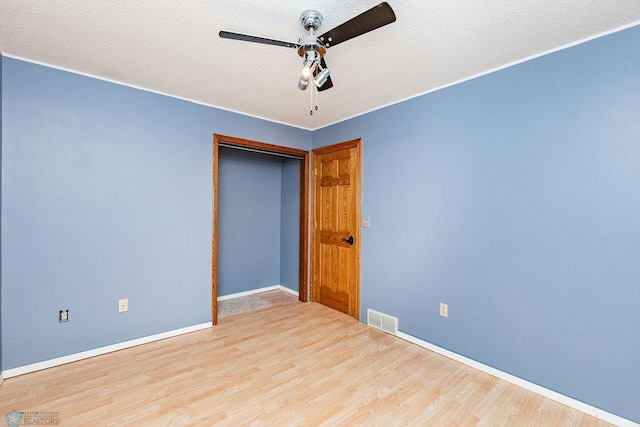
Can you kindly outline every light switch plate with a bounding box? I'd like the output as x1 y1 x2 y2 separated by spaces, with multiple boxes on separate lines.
362 216 371 228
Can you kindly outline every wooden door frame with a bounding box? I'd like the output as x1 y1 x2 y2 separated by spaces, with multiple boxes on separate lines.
212 134 309 325
311 138 362 320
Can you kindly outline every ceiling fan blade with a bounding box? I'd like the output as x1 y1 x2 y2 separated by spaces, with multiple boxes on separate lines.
318 2 396 48
219 31 299 49
317 58 333 91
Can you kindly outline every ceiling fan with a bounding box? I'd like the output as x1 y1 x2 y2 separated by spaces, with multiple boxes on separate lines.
219 2 396 113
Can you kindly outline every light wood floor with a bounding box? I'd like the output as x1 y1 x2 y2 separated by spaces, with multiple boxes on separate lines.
0 291 613 426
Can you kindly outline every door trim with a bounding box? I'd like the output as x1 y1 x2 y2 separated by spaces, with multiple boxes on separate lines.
311 138 362 320
213 134 309 325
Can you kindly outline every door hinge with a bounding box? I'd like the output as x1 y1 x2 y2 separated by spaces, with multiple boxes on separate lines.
314 168 317 176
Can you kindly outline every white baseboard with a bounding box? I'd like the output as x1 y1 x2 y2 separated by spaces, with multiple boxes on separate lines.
3 322 213 379
278 285 300 297
4 286 301 380
396 331 638 427
218 285 299 300
0 372 4 388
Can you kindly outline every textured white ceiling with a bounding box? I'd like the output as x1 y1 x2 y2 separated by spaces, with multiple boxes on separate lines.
1 1 639 130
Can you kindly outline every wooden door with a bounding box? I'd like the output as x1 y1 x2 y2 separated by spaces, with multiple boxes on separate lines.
311 139 361 319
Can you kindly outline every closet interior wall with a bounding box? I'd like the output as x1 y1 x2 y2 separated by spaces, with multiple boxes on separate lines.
217 147 300 297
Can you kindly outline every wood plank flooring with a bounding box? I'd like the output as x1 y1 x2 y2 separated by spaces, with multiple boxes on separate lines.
0 291 614 426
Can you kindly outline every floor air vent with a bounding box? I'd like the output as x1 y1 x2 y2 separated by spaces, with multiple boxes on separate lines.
367 309 398 335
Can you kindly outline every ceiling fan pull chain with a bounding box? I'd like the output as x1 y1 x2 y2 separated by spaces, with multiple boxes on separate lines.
310 80 314 115
310 79 319 115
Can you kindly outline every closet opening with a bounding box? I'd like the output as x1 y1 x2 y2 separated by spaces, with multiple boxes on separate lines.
212 134 309 325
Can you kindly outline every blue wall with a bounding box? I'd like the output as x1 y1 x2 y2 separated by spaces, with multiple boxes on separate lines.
280 158 301 292
218 148 282 295
217 151 301 296
0 57 310 370
313 25 640 422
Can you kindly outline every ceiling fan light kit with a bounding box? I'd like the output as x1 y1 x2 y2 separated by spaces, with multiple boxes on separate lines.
301 59 316 79
314 67 331 88
298 76 309 90
220 2 396 115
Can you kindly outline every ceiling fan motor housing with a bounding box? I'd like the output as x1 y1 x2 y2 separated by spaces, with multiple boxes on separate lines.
298 34 326 58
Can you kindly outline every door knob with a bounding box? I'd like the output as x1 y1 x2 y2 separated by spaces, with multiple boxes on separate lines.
342 235 355 245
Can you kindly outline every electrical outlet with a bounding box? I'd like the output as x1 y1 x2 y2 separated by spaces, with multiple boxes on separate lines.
118 298 128 313
439 303 448 318
59 310 69 323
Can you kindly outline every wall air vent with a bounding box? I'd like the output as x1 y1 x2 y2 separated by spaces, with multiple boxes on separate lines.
367 309 398 335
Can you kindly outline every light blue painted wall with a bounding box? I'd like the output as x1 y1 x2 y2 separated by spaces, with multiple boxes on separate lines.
218 148 282 295
280 158 300 292
313 25 640 423
1 57 310 370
